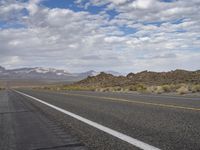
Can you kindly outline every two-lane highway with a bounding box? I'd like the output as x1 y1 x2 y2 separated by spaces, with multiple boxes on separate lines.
1 89 200 150
0 90 87 150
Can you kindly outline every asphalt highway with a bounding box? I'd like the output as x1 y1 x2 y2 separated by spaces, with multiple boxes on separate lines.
1 89 200 150
0 90 87 150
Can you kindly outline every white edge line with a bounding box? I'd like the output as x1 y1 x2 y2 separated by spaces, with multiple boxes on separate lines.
14 90 161 150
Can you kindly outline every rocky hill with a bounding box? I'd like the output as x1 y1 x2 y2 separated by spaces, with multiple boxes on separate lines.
76 72 126 87
76 70 200 87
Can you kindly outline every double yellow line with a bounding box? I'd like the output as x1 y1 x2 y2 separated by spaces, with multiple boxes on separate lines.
62 92 200 112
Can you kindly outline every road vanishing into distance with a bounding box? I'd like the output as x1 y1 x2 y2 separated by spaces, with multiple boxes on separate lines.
0 89 200 150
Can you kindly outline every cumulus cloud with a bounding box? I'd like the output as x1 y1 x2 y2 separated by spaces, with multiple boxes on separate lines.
0 0 199 73
131 0 155 9
0 1 24 22
27 0 41 15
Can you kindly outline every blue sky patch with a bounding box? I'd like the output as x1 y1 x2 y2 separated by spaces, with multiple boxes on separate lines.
119 26 138 35
171 18 185 24
0 21 26 29
41 0 85 12
161 0 177 2
106 10 119 20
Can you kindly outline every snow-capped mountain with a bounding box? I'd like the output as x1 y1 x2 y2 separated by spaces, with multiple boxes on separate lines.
0 66 77 81
0 66 121 82
12 67 71 76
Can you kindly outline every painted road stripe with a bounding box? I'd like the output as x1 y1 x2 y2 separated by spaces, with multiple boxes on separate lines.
61 92 200 111
14 90 161 150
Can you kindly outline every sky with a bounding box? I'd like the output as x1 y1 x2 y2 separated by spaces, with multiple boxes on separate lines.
0 0 200 73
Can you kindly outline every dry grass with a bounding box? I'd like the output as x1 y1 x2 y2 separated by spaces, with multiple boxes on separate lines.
146 86 156 93
191 85 200 93
155 86 164 94
126 84 199 95
60 85 96 91
0 87 5 90
128 85 137 91
161 85 171 92
135 84 147 92
34 83 200 95
34 85 96 91
95 87 123 92
176 85 189 95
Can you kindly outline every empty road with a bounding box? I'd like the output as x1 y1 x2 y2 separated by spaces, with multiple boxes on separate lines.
1 89 200 150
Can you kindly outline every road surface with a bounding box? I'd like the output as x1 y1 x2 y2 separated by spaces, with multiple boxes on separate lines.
0 90 87 150
1 89 200 150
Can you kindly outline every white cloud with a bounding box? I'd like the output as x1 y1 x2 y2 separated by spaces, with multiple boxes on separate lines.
104 36 126 43
109 0 127 5
0 0 199 73
1 56 22 68
131 0 155 9
0 1 24 21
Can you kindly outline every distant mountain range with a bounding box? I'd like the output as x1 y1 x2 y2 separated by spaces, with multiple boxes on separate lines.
0 66 121 82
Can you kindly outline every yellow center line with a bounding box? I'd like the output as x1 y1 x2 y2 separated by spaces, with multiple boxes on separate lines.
62 92 200 111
